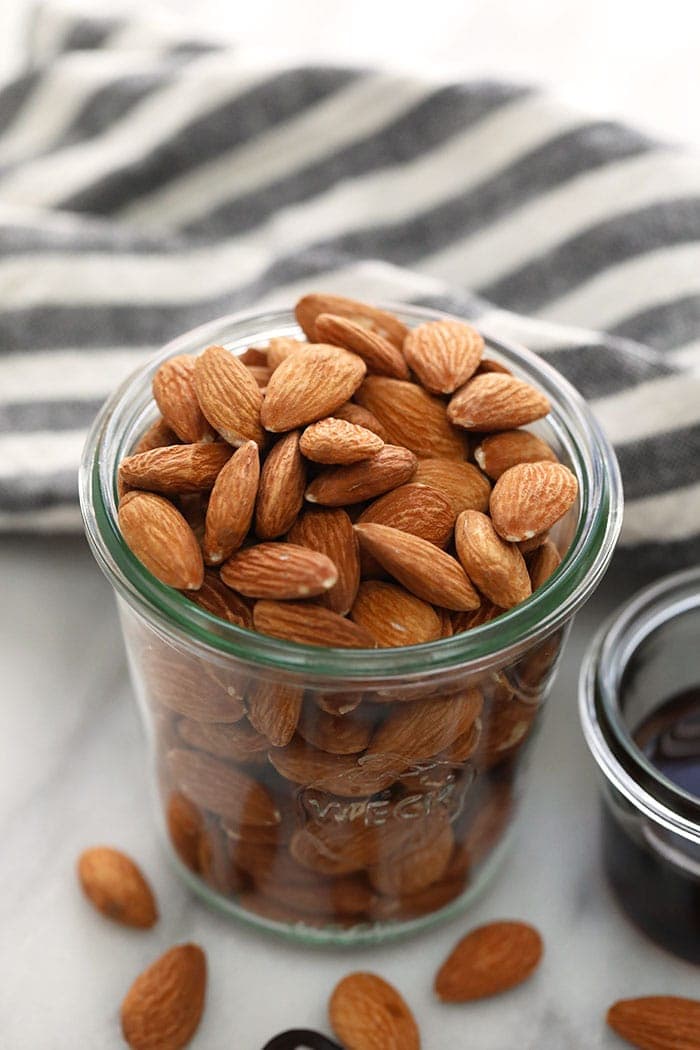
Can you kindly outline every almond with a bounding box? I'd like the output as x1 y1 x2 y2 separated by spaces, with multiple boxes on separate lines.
474 429 558 479
119 492 204 590
239 345 270 367
350 580 442 647
187 571 253 628
220 542 337 600
194 344 265 447
528 538 562 590
153 354 216 444
517 530 549 554
315 691 364 716
134 416 179 454
296 703 374 754
175 716 268 763
166 792 203 872
261 345 366 432
246 680 303 747
314 312 410 378
295 293 408 349
357 483 455 549
474 694 538 768
266 336 308 369
607 996 700 1050
355 376 467 459
403 319 483 394
376 873 466 921
119 442 232 496
287 507 360 615
448 373 551 431
329 972 420 1050
435 920 543 1001
300 417 384 464
333 400 389 441
366 688 482 762
354 523 481 611
452 601 502 633
121 943 206 1050
253 600 377 649
202 440 259 564
246 364 272 388
78 847 157 928
477 356 512 376
269 737 400 797
369 817 453 897
413 458 491 515
455 510 531 609
197 822 246 896
490 462 578 542
306 445 417 506
167 748 280 827
255 430 306 539
144 647 245 723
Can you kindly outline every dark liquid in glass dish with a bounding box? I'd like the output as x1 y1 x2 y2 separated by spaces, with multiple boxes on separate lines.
633 687 700 799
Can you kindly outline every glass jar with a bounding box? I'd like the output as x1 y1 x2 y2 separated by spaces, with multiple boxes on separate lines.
80 303 622 945
580 566 700 963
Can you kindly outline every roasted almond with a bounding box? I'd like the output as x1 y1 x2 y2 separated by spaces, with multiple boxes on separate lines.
474 429 558 479
413 458 491 516
133 416 179 454
300 417 384 464
490 462 578 542
287 507 360 615
333 400 389 441
306 445 417 506
329 972 420 1050
254 430 306 539
435 920 543 1001
246 680 303 747
357 483 455 549
517 530 549 554
476 356 512 375
119 491 204 590
607 996 700 1050
403 319 483 394
356 375 467 459
176 716 268 763
369 816 453 897
448 373 551 431
166 792 203 872
261 345 366 432
202 440 259 564
121 943 206 1050
119 442 232 495
296 703 374 754
452 601 502 633
220 542 337 600
143 647 245 723
246 364 272 388
78 847 157 928
167 748 280 827
269 737 400 797
528 538 562 591
153 354 215 444
295 293 408 349
187 571 254 628
366 688 482 762
193 344 265 447
239 345 270 367
350 580 442 647
354 523 481 611
455 510 531 609
266 336 308 369
314 312 410 378
253 600 376 649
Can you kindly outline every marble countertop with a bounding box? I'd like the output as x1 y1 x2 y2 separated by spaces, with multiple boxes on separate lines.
1 536 697 1050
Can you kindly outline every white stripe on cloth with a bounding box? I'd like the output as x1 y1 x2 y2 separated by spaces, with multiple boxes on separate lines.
590 373 700 445
420 151 700 289
669 338 700 371
0 348 153 402
0 429 86 477
621 481 700 545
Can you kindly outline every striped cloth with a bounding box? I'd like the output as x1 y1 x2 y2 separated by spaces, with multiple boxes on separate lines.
1 6 698 572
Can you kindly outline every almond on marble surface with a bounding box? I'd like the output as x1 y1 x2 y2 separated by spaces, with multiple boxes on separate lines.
435 920 543 1001
121 943 206 1050
329 972 420 1050
78 846 157 929
606 996 700 1050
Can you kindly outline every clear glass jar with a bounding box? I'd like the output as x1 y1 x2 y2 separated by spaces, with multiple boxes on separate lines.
580 566 700 963
80 304 622 945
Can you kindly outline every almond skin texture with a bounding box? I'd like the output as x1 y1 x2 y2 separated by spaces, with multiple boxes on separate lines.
413 458 491 515
220 542 337 600
287 507 360 615
119 443 232 495
355 375 467 459
193 344 265 447
261 345 366 432
152 354 215 444
297 704 374 754
246 680 303 747
350 580 442 647
121 943 206 1050
314 312 410 379
366 688 482 762
354 523 481 611
253 600 376 649
265 336 308 369
78 847 157 928
474 429 558 479
306 445 417 506
134 417 179 455
166 793 203 872
448 373 551 431
528 538 562 590
300 417 384 464
435 920 543 1001
403 319 483 394
296 293 409 349
271 739 399 797
490 462 578 542
358 483 455 550
187 572 254 627
455 510 532 609
254 430 306 539
119 492 204 590
203 440 259 564
607 996 700 1050
176 716 268 763
369 817 454 897
333 401 389 441
167 748 280 827
329 972 420 1050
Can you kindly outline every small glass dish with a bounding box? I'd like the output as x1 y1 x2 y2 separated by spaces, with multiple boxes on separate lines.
580 566 700 963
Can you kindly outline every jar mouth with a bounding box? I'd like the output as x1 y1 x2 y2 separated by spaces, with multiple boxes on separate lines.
579 566 700 842
80 301 622 681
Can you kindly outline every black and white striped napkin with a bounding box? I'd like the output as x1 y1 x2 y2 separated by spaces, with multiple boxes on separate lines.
1 5 698 571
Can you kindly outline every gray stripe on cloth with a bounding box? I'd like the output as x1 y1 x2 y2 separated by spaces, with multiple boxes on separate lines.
609 293 700 352
0 469 78 512
0 399 103 433
615 425 700 500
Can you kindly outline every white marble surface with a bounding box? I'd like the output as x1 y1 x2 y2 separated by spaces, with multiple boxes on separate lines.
0 537 698 1050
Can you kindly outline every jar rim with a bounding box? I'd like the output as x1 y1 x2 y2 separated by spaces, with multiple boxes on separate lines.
579 565 700 841
80 301 623 682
